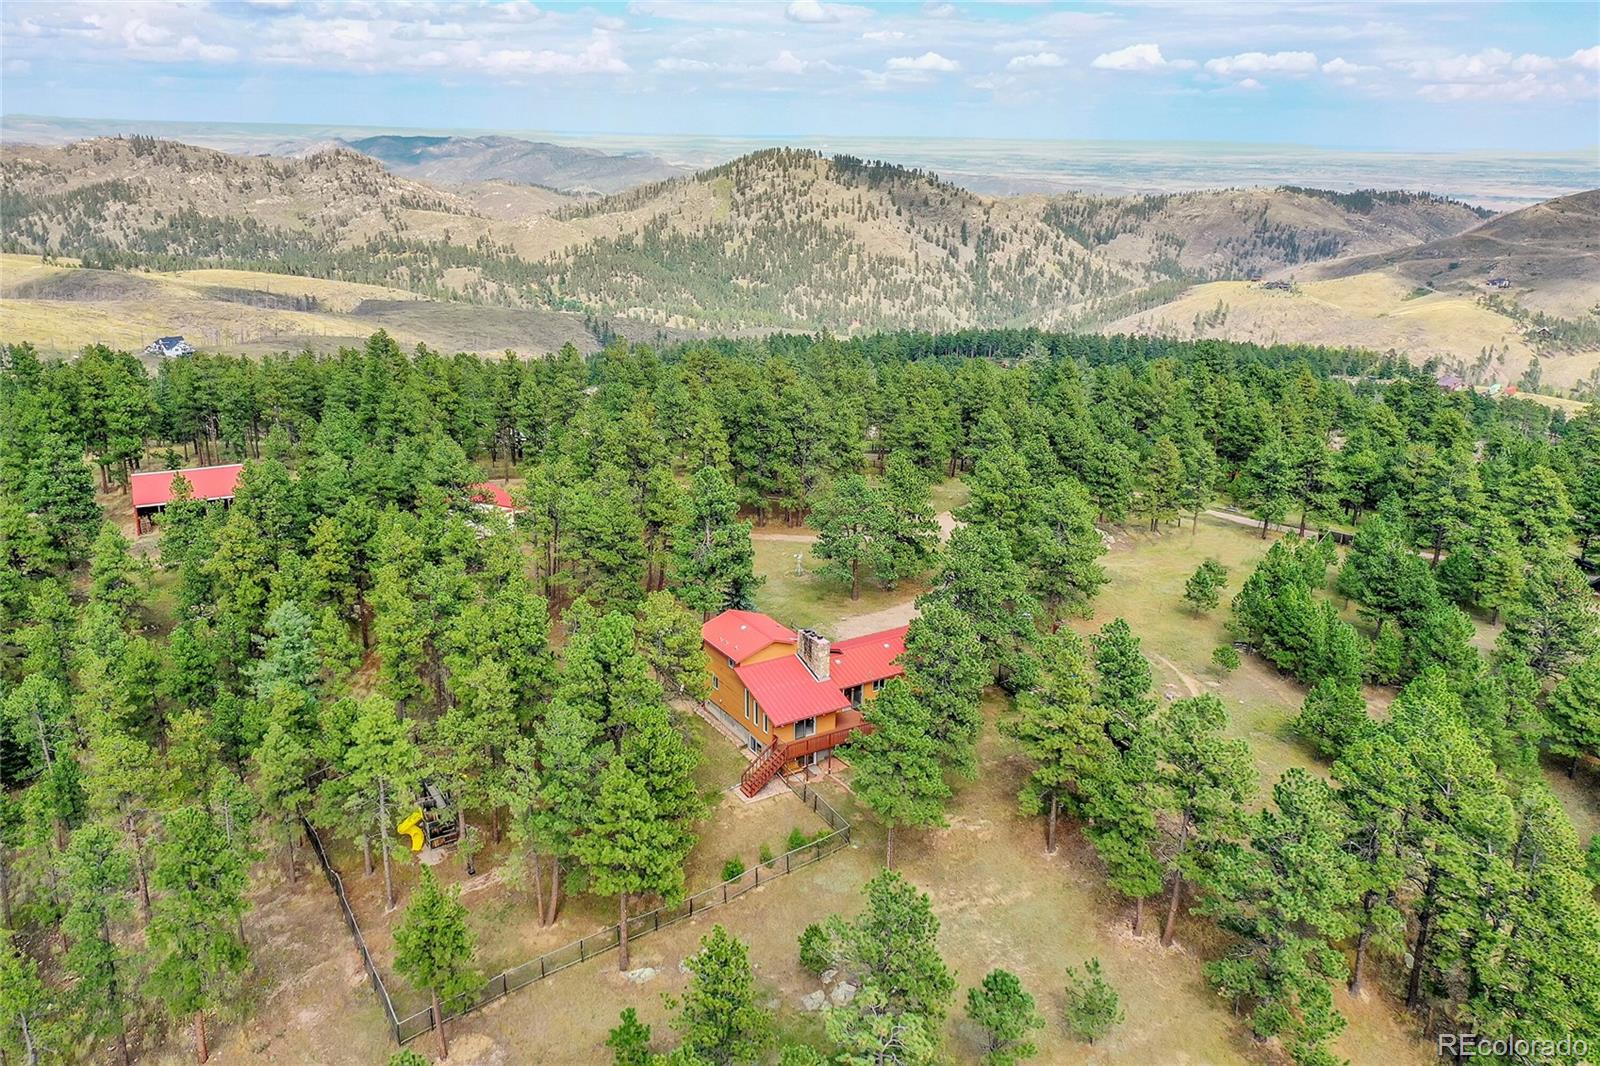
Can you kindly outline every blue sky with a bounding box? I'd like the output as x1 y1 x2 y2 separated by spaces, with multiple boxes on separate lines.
2 1 1597 151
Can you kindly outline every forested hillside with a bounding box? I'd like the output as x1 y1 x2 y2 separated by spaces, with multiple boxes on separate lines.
1 138 1489 332
1 328 1598 1063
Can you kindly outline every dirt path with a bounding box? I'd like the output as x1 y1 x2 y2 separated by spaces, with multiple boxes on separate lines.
1152 652 1204 698
831 599 920 639
750 530 816 543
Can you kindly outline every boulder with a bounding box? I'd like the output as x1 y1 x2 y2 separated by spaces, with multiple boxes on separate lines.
800 990 827 1012
819 968 838 985
829 981 858 1006
623 966 658 985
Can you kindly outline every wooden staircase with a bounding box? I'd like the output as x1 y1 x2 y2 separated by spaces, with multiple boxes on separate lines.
738 720 873 798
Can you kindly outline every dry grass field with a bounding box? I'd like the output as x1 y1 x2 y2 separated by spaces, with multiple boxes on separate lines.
1111 270 1600 394
0 254 655 359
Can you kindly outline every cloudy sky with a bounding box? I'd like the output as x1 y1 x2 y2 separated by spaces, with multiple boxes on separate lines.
2 1 1597 150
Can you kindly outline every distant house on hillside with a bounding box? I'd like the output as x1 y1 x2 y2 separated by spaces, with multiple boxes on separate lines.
1486 277 1512 290
130 463 244 534
1437 373 1466 392
1261 280 1294 292
144 336 195 358
702 609 905 796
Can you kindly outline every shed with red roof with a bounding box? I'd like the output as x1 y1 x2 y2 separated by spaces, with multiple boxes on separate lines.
130 464 244 534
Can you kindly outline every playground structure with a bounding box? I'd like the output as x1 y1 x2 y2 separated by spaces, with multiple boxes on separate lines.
395 782 460 853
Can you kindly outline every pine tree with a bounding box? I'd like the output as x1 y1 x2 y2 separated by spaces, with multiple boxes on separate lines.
573 756 693 971
670 465 762 615
1497 548 1600 676
251 718 312 884
825 870 954 1063
147 806 250 1064
1294 678 1370 760
900 599 986 780
965 969 1044 1066
343 694 421 910
1153 694 1254 946
851 682 950 868
634 590 711 701
62 823 135 1066
606 1007 654 1066
669 925 773 1066
812 474 888 600
1198 770 1358 1066
1027 476 1107 623
0 927 62 1066
1062 958 1122 1045
921 524 1038 690
1182 558 1228 613
1003 628 1100 855
1141 438 1184 531
393 866 479 1060
876 451 940 584
1545 652 1600 775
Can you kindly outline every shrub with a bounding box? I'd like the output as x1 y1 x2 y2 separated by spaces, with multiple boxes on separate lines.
786 826 810 851
721 857 746 882
1212 645 1241 672
797 922 832 974
759 842 775 868
1063 958 1122 1045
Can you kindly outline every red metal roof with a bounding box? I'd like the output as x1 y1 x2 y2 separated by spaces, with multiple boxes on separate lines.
701 610 795 663
735 655 851 727
469 482 515 510
130 464 244 509
829 626 909 689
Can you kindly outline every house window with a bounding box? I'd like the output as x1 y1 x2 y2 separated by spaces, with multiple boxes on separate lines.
871 679 885 694
711 675 720 691
728 657 737 668
846 685 864 708
744 690 752 721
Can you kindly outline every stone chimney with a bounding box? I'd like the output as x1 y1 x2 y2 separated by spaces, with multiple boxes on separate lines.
797 628 831 681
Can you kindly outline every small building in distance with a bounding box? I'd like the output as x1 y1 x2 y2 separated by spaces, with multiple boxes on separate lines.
143 336 196 359
1487 277 1512 290
701 608 907 796
468 482 517 512
130 463 244 534
1260 280 1295 292
1437 373 1467 392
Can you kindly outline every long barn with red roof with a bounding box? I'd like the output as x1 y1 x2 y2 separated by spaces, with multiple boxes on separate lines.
701 608 907 795
130 464 244 534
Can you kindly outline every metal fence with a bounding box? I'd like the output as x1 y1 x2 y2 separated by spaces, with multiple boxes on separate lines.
308 775 853 1046
301 817 405 1043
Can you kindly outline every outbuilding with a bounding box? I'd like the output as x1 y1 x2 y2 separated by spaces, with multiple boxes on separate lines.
130 463 244 534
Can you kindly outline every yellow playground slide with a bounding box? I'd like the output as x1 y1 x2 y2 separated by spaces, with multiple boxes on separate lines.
396 810 425 852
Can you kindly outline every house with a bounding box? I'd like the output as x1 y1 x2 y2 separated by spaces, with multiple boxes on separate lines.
130 463 244 534
1487 277 1512 290
1437 373 1466 392
468 482 517 512
143 336 195 359
1261 280 1295 293
700 609 908 796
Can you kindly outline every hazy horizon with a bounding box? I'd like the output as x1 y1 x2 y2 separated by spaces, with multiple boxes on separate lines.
7 111 1596 210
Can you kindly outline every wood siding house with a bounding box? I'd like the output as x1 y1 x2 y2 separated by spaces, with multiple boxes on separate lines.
700 609 908 795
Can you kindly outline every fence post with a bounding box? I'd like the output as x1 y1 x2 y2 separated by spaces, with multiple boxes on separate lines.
785 850 791 874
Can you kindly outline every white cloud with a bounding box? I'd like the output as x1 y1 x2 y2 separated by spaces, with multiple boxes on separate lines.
1402 46 1600 102
886 51 959 72
1090 43 1167 72
921 2 957 18
767 49 817 74
1566 45 1599 71
3 58 31 75
786 0 835 24
861 30 903 42
1320 57 1368 76
1007 52 1065 71
1204 50 1318 77
655 57 714 72
1236 77 1264 91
